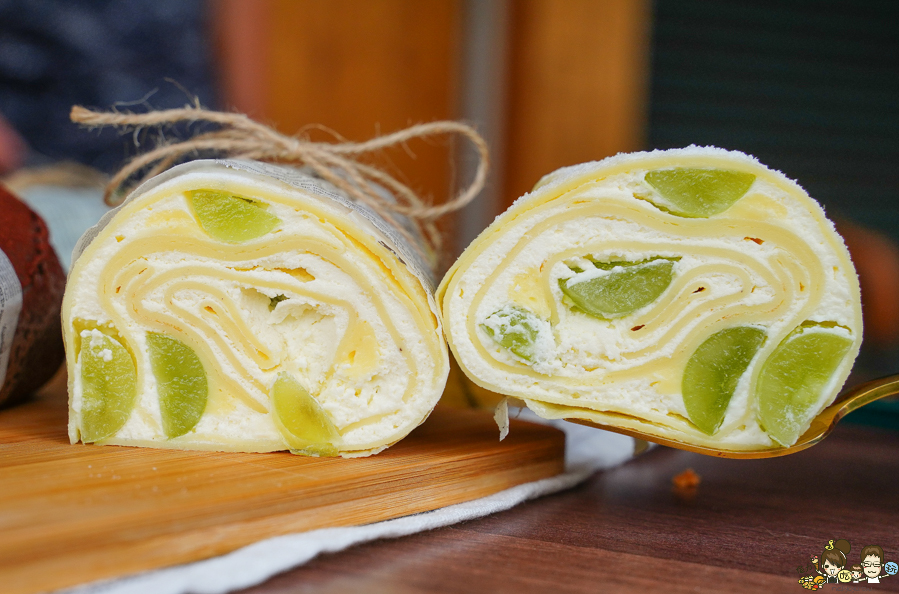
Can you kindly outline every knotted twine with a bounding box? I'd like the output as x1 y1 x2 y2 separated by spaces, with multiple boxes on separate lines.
69 105 489 268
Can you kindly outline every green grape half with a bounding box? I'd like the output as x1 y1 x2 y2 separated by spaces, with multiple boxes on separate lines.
147 332 208 438
80 331 138 443
682 326 766 435
559 258 676 320
189 189 280 242
481 306 543 362
644 168 756 217
757 323 853 446
270 372 341 456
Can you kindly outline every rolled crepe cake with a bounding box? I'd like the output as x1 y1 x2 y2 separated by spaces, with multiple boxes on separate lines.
64 160 448 456
439 147 862 450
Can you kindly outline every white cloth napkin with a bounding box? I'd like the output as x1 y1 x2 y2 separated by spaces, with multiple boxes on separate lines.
58 414 637 594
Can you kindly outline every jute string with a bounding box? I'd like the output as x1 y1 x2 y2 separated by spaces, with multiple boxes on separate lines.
70 105 489 267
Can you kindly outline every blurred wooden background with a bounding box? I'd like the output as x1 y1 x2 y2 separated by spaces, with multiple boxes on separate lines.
215 0 462 220
503 0 649 201
213 0 651 244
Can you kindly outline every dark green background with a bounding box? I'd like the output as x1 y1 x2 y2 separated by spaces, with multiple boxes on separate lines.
649 0 898 239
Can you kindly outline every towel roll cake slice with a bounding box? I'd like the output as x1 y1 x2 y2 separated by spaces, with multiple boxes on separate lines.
64 160 448 456
438 147 862 451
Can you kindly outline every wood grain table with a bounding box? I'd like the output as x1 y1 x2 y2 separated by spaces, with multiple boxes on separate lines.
238 422 899 593
0 372 565 594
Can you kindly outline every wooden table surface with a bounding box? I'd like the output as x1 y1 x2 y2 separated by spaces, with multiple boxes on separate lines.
238 422 899 593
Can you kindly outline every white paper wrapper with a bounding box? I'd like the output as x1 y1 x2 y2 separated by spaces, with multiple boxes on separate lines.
0 247 22 390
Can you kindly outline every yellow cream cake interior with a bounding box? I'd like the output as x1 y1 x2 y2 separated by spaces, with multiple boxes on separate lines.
64 160 448 457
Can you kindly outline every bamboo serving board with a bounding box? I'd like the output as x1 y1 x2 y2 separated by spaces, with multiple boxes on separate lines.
0 371 565 594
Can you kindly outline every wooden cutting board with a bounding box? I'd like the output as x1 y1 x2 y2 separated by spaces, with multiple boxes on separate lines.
0 370 565 594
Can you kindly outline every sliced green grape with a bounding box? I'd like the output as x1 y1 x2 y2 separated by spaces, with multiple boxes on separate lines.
757 323 853 446
80 330 138 442
481 306 542 362
644 168 756 217
270 372 341 456
147 332 208 439
559 258 676 319
269 294 288 311
189 189 280 242
682 326 766 435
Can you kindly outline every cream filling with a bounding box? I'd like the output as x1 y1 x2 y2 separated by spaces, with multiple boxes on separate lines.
442 154 861 450
65 167 447 455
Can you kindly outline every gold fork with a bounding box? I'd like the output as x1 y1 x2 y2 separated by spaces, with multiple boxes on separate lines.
579 374 899 459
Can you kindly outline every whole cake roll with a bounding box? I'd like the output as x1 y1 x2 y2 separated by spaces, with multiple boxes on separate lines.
439 147 862 451
64 160 448 456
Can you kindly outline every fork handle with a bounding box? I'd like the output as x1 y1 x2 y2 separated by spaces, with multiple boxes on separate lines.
839 374 899 416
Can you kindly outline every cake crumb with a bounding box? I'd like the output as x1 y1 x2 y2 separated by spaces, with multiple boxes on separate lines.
672 468 701 499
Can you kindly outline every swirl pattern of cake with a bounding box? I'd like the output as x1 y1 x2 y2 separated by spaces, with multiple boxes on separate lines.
438 147 862 450
64 160 448 457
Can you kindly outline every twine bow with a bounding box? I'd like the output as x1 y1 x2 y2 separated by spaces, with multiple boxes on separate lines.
70 105 489 267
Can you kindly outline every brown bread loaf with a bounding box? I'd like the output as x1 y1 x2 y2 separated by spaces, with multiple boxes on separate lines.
0 184 66 407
